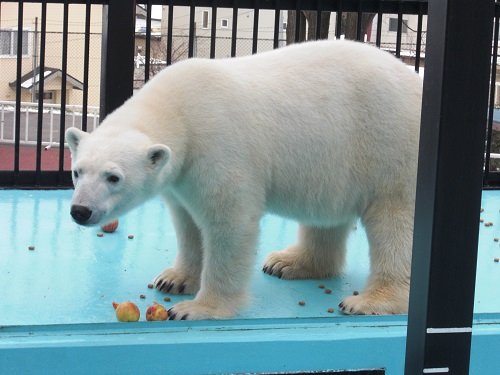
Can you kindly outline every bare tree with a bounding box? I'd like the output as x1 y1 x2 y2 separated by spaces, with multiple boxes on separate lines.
134 36 190 89
286 11 375 43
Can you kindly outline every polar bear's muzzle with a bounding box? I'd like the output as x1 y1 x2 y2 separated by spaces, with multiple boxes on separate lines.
71 204 93 225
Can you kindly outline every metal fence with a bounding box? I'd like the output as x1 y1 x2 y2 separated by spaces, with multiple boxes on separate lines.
1 2 500 185
0 101 99 146
0 0 498 374
0 0 435 188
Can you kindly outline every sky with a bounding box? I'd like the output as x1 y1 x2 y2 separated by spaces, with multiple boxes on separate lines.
152 5 162 19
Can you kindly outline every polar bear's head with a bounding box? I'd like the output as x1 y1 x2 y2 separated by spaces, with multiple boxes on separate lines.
65 127 171 226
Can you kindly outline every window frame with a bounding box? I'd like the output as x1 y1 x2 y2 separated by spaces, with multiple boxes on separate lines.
0 28 31 57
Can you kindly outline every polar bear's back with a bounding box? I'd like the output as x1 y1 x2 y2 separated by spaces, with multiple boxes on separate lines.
227 41 421 210
132 40 422 223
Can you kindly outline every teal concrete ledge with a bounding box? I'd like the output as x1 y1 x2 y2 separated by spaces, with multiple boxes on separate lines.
1 314 500 374
2 190 500 373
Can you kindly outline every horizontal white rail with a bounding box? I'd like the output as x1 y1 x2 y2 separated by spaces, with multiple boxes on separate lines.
0 101 100 148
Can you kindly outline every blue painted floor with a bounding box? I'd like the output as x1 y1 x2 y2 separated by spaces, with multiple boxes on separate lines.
1 189 499 326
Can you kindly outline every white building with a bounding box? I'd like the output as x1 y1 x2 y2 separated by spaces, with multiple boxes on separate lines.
160 6 427 62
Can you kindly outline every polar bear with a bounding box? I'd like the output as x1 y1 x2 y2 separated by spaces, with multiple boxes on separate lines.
66 40 422 320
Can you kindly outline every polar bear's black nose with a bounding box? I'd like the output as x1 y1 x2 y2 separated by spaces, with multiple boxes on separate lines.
71 205 92 224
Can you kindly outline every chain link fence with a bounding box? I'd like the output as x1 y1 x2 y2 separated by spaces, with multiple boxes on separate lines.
0 30 102 108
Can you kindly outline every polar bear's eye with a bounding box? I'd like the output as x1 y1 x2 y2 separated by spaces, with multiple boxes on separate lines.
107 175 120 183
73 170 79 179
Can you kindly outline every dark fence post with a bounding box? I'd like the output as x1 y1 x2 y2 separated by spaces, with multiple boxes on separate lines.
100 0 136 119
405 1 494 374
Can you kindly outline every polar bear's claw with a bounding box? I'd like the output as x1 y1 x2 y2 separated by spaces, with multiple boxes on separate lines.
263 248 334 280
167 300 235 320
153 267 200 295
339 286 408 315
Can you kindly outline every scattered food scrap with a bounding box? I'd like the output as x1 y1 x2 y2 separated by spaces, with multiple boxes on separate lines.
146 302 169 321
101 219 119 233
112 301 140 322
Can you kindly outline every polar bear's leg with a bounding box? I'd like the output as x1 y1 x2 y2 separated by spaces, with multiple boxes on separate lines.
167 198 262 320
340 198 413 315
262 224 352 279
153 199 202 295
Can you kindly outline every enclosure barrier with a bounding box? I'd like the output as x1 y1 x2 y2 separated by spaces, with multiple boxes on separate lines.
0 0 498 374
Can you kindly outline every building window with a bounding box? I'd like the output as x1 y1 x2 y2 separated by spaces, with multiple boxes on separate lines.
388 17 408 33
35 91 54 101
0 29 29 56
282 21 287 31
221 19 229 28
202 10 209 29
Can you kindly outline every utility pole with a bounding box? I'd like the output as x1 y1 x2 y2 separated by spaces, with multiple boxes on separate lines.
31 17 38 102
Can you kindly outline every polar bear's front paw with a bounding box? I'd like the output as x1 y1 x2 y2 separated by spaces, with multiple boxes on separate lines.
263 248 333 279
167 299 235 320
339 287 408 315
153 267 200 295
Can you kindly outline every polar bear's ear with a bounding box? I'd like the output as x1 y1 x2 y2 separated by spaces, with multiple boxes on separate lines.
65 127 88 154
147 144 171 169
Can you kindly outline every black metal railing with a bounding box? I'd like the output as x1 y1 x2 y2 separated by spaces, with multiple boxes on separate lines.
0 0 431 188
0 1 498 374
1 1 499 187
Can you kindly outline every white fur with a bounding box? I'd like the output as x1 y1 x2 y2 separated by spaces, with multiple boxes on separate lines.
66 40 422 319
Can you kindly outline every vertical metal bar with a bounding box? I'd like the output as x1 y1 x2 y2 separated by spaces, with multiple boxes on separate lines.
167 0 173 65
31 18 38 103
145 0 152 82
273 7 280 49
188 4 195 58
376 7 382 47
0 105 4 141
82 0 91 132
100 0 136 118
335 0 342 39
14 1 23 179
414 8 423 72
294 0 301 43
231 6 238 57
58 1 69 177
252 5 259 54
484 16 500 185
210 5 217 58
405 1 494 374
396 7 402 57
49 107 53 146
24 107 29 142
315 0 322 41
356 2 362 41
35 0 47 183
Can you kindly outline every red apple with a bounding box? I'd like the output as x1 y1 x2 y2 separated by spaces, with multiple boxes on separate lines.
101 220 119 233
146 302 169 321
112 301 140 322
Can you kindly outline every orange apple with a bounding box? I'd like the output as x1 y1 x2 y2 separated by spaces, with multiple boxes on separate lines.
112 301 140 322
101 220 119 233
146 302 169 321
